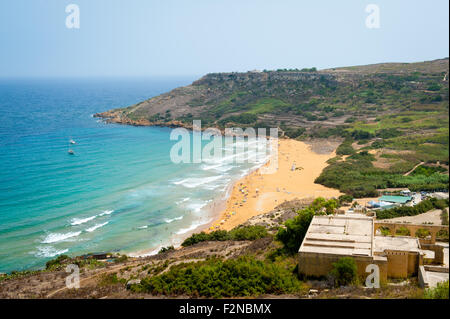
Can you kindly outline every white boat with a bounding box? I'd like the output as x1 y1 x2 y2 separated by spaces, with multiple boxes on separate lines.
69 139 76 144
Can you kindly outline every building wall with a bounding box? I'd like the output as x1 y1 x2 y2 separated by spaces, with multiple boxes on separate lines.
298 252 388 282
382 250 420 278
421 243 444 264
374 222 448 244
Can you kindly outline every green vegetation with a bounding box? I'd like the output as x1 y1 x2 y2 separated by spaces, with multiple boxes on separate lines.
282 126 306 139
377 198 449 220
395 227 411 236
131 256 305 297
410 165 447 176
330 257 358 287
181 225 268 247
415 228 431 239
441 209 449 225
108 60 449 199
98 273 126 287
436 229 449 241
276 198 338 254
158 246 175 254
336 139 355 155
338 194 354 205
219 113 257 125
379 226 392 236
45 255 70 270
115 254 128 263
423 280 449 299
316 141 449 198
0 270 41 283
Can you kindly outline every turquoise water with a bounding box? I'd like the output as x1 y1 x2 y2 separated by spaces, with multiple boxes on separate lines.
0 78 269 273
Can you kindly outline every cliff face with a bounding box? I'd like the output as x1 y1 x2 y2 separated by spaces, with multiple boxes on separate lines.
95 58 449 137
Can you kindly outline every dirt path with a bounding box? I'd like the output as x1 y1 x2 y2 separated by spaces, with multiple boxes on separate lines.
46 260 142 298
403 162 424 176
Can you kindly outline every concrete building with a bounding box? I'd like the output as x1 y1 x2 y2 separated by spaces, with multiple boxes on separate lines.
298 214 447 283
298 215 388 281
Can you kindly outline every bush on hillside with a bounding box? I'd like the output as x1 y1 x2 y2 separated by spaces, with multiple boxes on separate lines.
424 280 449 299
329 257 358 287
181 225 268 247
131 257 305 297
276 198 338 254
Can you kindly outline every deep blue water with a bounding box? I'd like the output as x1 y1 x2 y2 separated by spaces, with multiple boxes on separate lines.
0 77 268 273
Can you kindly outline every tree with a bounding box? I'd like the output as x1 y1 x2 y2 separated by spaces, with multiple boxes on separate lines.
275 198 339 254
275 207 315 254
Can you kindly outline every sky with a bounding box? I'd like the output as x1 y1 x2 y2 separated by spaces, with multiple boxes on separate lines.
0 0 448 78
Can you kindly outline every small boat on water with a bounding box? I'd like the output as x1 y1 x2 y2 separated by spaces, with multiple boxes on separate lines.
69 139 76 144
68 149 75 155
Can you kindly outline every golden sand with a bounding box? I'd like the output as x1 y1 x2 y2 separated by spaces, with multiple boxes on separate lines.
209 138 341 231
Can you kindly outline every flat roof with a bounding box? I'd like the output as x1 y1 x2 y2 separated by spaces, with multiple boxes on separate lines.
373 236 421 253
378 195 412 204
299 215 374 257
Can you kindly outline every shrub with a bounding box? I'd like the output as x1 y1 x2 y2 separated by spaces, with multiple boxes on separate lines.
275 208 314 254
276 198 338 254
229 225 268 241
284 127 306 139
395 227 411 236
338 194 354 205
423 280 449 299
379 227 392 236
330 257 358 287
375 128 402 139
436 229 449 242
45 255 70 270
336 139 355 156
351 130 374 140
220 113 257 125
98 273 125 286
158 246 175 254
415 228 431 239
181 226 268 247
115 254 128 263
132 257 304 297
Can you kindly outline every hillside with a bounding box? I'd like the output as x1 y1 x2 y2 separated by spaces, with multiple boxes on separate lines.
96 58 449 198
96 59 448 136
1 199 440 299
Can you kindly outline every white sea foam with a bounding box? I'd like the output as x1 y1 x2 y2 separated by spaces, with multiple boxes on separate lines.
70 210 112 226
70 215 97 226
35 246 69 258
186 202 208 213
176 197 190 205
201 162 233 172
164 216 183 223
86 222 108 233
173 175 223 188
175 218 213 235
99 210 114 216
42 231 82 244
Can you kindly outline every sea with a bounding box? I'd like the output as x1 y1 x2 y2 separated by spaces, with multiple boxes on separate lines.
0 77 270 273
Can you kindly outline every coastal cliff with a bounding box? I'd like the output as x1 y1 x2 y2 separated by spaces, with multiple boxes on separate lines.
95 58 449 198
95 58 449 138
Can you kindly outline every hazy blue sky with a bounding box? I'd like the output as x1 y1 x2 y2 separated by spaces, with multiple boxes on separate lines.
0 0 448 77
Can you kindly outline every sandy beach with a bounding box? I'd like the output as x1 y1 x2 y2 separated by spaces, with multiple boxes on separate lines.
208 138 342 231
131 137 341 257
